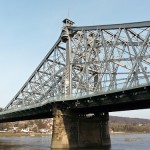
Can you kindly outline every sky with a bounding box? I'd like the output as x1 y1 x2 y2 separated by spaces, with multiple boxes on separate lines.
0 0 150 119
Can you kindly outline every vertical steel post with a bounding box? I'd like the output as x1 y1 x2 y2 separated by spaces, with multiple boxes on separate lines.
65 33 72 95
61 19 74 95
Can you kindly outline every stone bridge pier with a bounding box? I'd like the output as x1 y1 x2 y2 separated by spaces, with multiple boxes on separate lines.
51 107 111 149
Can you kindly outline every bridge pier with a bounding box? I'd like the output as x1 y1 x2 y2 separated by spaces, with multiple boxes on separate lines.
51 107 111 149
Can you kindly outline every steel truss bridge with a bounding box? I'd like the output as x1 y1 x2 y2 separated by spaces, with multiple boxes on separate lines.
1 19 150 122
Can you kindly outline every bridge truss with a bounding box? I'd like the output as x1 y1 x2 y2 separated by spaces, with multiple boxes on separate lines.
4 19 150 110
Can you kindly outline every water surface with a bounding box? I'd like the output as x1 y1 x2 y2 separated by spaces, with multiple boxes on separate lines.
0 134 149 150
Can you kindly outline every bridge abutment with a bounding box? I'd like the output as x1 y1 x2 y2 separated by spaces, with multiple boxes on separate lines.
51 107 111 149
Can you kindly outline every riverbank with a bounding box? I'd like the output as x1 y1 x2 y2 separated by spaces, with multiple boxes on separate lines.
111 132 150 135
0 132 149 137
0 132 51 137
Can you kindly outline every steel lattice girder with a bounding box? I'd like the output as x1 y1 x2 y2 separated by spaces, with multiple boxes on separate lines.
4 20 150 110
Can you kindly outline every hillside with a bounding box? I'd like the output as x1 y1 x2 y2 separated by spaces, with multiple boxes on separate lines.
0 116 150 134
110 116 150 133
110 116 150 124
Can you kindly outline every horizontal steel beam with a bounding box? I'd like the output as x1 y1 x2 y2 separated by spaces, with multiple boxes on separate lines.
69 21 150 31
1 85 150 123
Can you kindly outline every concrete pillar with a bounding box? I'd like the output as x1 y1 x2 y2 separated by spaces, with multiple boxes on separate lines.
51 107 111 149
51 107 78 149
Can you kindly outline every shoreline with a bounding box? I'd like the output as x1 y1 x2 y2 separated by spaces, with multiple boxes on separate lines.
0 132 51 137
111 132 150 135
0 132 149 137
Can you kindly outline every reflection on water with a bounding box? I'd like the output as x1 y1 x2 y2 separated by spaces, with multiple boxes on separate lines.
51 149 110 150
51 148 111 150
0 134 149 150
0 136 50 150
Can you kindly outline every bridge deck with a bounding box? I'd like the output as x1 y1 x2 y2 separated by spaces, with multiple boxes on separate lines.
0 83 150 123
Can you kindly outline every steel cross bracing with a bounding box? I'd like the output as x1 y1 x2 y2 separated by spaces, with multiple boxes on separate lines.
4 19 150 111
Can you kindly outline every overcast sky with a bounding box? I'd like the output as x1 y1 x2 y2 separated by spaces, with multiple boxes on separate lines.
0 0 150 119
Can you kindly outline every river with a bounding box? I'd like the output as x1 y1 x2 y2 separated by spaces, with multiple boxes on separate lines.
0 134 149 150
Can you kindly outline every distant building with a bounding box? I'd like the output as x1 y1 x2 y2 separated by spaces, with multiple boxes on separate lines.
21 128 32 133
138 123 143 126
39 128 49 133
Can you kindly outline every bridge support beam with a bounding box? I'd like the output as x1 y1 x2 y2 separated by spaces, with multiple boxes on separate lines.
51 107 111 149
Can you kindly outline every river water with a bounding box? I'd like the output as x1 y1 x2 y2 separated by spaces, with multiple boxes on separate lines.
0 134 149 150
